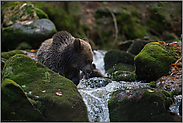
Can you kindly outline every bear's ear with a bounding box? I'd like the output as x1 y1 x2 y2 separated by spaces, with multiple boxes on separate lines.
74 39 83 52
82 38 89 43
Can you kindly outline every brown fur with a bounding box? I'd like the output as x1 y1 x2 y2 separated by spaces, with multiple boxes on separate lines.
37 31 93 85
81 63 105 79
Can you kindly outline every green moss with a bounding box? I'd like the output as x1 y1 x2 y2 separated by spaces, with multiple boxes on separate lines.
116 5 149 40
16 42 32 50
2 27 30 51
134 42 179 81
161 90 171 97
1 50 24 60
1 79 44 121
2 54 47 85
149 81 156 88
26 5 34 17
51 29 57 34
2 54 89 121
35 7 48 19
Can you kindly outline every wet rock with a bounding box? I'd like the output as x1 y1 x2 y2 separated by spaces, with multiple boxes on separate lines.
2 54 89 121
104 50 135 71
111 71 136 82
2 19 57 51
108 87 181 121
127 40 150 55
78 77 112 89
2 3 39 27
1 79 45 121
134 42 179 82
106 63 135 75
118 40 133 51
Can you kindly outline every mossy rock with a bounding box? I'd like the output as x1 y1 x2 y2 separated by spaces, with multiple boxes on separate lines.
127 40 150 55
107 63 135 75
111 71 136 82
2 19 56 51
134 42 179 82
2 3 39 27
119 40 133 51
2 54 89 121
1 79 45 121
78 77 112 88
104 50 135 71
16 42 32 50
108 87 180 121
1 50 24 60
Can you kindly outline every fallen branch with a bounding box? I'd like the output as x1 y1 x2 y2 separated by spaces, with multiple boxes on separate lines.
106 6 118 49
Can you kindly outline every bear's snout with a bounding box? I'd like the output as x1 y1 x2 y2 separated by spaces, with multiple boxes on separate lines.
82 64 92 73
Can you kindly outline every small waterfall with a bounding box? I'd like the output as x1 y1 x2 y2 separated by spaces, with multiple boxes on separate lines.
92 50 107 76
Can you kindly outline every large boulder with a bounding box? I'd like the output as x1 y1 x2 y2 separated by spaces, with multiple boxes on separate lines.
2 3 39 27
104 50 135 72
108 88 181 121
134 42 179 82
127 40 150 55
2 19 57 51
2 54 89 121
1 79 45 121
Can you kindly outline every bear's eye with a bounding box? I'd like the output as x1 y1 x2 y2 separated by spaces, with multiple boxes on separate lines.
87 60 90 63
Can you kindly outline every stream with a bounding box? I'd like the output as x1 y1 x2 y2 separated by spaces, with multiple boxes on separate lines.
77 50 182 122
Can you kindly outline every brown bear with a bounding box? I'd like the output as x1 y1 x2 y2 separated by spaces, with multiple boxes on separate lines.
37 31 93 85
81 63 105 79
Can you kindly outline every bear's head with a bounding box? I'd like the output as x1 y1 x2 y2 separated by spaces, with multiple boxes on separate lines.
71 38 93 73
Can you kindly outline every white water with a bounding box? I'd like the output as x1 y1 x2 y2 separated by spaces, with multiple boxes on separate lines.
92 50 107 76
